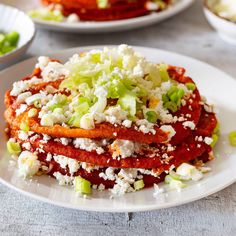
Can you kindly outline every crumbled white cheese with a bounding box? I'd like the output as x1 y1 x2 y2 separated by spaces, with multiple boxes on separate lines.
136 119 156 134
204 137 213 145
146 1 159 11
98 183 105 191
122 119 132 128
15 104 28 116
160 125 176 141
110 139 137 158
67 13 80 23
35 56 50 70
16 92 32 103
203 103 214 113
10 77 42 97
41 62 69 82
182 121 196 130
53 155 80 175
60 138 70 146
73 138 105 154
53 172 74 185
104 105 128 125
30 134 40 142
22 142 31 150
18 151 41 178
18 131 29 141
46 153 52 162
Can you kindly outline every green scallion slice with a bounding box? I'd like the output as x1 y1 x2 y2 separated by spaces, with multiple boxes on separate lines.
228 131 236 147
74 176 91 194
7 140 21 155
134 179 145 191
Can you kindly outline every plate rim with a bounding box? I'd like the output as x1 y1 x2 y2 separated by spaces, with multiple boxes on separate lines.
5 0 195 32
0 45 236 212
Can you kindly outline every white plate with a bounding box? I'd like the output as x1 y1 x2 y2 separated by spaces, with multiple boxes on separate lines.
0 4 35 64
0 46 236 212
2 0 194 33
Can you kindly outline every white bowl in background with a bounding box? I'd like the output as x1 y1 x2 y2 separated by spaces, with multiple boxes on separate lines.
0 4 35 64
204 0 236 45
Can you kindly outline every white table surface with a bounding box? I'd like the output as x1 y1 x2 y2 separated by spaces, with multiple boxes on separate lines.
0 1 236 235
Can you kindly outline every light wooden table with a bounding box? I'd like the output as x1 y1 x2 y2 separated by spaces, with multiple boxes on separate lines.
0 1 236 235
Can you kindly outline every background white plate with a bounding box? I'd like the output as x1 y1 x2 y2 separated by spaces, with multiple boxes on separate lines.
3 0 194 33
0 46 236 212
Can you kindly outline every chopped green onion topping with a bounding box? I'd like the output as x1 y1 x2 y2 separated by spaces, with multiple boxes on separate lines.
186 82 196 91
213 122 220 134
211 134 218 148
164 175 186 190
0 31 19 56
158 63 170 82
146 111 158 123
169 170 181 181
74 176 91 194
162 85 186 113
134 179 145 191
118 94 136 117
170 93 179 103
167 86 178 97
7 141 21 155
97 0 108 8
162 94 169 103
28 9 64 22
34 100 41 108
228 131 236 147
164 101 177 113
20 121 30 132
28 108 38 118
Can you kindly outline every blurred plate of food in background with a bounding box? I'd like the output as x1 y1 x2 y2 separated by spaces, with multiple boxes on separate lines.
2 0 194 33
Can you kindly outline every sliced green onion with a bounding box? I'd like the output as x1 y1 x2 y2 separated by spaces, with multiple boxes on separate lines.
97 0 108 8
146 111 158 123
170 92 179 103
53 108 63 114
7 140 21 155
134 179 145 191
40 114 54 127
176 163 203 181
74 102 90 114
177 88 185 98
28 108 38 118
108 81 127 99
80 113 95 129
228 131 236 147
28 9 64 22
167 86 178 97
5 31 19 46
158 63 170 82
169 170 181 181
72 116 81 128
118 93 136 117
211 134 218 148
34 100 41 108
78 97 91 105
0 31 19 56
164 175 186 189
164 101 177 113
186 82 196 91
74 176 91 194
213 122 220 134
20 121 30 132
162 94 169 103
